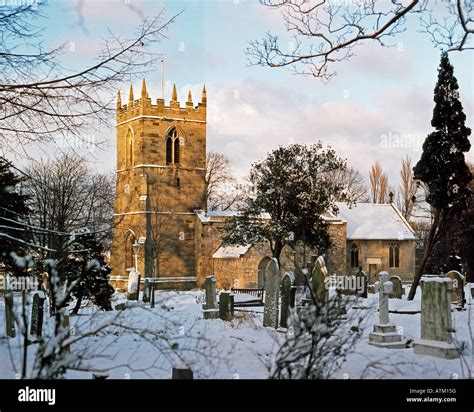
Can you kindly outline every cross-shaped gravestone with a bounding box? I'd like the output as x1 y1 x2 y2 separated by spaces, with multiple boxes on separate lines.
368 272 406 349
203 276 218 319
280 271 295 328
263 258 280 328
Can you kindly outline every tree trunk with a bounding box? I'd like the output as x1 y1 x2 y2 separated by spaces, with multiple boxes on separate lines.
407 209 441 300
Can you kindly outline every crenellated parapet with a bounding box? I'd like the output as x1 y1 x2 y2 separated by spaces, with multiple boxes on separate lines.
116 79 207 124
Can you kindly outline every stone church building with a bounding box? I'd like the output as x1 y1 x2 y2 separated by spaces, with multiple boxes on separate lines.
110 80 416 290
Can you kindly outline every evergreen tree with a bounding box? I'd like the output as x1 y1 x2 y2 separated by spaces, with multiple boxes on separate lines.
223 142 349 267
0 157 31 276
61 229 114 314
408 52 472 300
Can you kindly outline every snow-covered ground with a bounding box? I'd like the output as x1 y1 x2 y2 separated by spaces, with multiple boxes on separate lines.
0 285 472 379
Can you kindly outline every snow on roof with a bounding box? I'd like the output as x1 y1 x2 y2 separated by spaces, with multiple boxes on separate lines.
212 245 251 259
335 202 415 240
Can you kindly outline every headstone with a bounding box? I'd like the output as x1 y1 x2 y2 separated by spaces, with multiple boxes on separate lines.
280 271 295 328
172 367 193 379
446 270 465 309
127 271 140 301
355 268 368 298
219 292 234 321
368 272 406 349
263 258 280 328
202 276 218 319
389 276 403 299
150 282 155 309
4 290 15 338
114 303 127 311
311 256 328 303
413 276 459 359
142 278 151 303
30 291 46 337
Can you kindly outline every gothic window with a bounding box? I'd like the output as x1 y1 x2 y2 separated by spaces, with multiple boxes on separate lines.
174 137 180 164
350 243 359 268
389 243 400 268
166 127 182 165
166 136 173 165
126 128 134 167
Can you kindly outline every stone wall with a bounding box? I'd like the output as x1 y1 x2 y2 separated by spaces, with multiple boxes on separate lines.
345 239 416 282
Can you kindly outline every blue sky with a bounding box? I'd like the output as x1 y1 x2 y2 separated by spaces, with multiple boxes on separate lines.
35 0 474 187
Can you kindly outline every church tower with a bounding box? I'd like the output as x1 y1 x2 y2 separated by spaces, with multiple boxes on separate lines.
110 79 207 289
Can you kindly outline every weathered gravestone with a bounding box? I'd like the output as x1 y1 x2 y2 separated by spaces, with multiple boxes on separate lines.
219 292 234 321
389 276 403 299
413 276 459 359
4 290 15 338
263 258 280 328
202 276 218 319
368 272 406 349
150 282 155 309
311 256 328 303
30 291 46 337
446 271 465 309
127 271 141 301
280 271 295 328
142 278 151 303
172 367 193 379
355 268 368 298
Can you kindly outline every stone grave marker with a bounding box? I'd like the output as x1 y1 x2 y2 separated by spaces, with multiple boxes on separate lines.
30 291 46 337
389 276 403 299
127 271 140 301
446 270 465 309
280 271 295 328
355 268 368 298
368 272 406 349
311 256 328 303
202 276 218 319
219 292 234 321
4 290 15 338
263 258 280 328
61 314 71 353
142 278 151 303
413 276 459 359
150 282 155 308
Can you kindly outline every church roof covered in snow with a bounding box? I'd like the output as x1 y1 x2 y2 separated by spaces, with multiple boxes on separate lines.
335 202 415 241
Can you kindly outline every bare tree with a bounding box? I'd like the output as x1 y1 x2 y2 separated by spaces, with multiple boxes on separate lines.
369 161 389 204
246 1 472 81
324 166 369 203
0 3 181 152
24 155 115 260
205 151 245 211
397 156 418 220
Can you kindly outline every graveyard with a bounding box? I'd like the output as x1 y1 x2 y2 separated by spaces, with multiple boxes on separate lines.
1 261 473 380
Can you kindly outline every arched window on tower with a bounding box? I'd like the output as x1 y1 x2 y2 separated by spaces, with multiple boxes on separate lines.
350 243 359 268
165 127 182 165
174 137 180 164
126 129 134 167
166 136 173 165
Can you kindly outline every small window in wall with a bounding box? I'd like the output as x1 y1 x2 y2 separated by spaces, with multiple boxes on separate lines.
166 127 182 165
389 243 400 268
350 243 359 268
